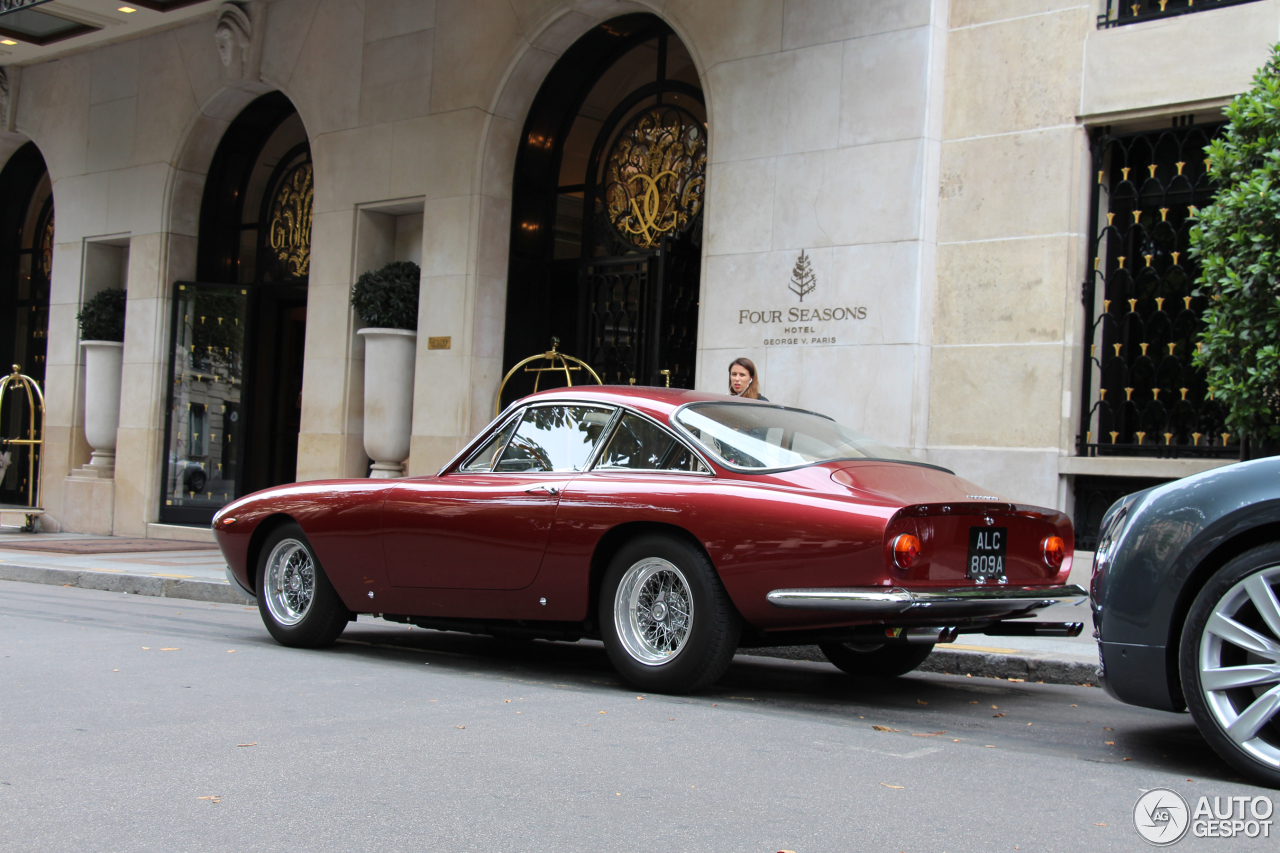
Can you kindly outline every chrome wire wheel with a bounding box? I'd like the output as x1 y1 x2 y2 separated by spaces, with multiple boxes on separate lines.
263 538 316 627
1197 565 1280 770
614 557 695 666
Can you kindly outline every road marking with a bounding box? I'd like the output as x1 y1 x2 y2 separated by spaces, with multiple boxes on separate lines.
936 642 1019 654
151 573 194 579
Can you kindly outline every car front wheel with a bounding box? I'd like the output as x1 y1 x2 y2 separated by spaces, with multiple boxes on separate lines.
819 641 934 678
600 534 741 694
256 523 351 648
1180 542 1280 787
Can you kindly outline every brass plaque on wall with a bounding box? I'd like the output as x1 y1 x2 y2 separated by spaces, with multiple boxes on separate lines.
427 336 451 350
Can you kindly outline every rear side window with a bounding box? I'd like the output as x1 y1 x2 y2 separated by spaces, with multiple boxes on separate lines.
495 405 614 472
597 414 709 473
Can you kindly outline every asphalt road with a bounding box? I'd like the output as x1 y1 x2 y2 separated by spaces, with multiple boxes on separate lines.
1 582 1274 853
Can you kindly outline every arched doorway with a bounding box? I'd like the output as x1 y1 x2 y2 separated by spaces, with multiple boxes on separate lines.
501 14 706 406
0 142 52 507
160 91 312 525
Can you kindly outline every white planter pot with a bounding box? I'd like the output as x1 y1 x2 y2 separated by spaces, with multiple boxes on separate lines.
357 328 416 478
81 340 124 470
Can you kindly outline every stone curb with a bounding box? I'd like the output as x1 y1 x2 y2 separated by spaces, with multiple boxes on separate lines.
0 563 255 606
2 566 1099 684
741 644 1100 687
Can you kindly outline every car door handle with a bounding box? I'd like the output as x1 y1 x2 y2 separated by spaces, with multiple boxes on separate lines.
525 485 560 496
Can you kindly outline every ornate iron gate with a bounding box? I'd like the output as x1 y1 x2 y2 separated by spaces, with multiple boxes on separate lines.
1077 121 1232 460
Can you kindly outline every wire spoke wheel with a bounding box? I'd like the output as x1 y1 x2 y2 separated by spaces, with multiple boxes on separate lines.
264 539 316 626
1197 565 1280 769
614 558 695 665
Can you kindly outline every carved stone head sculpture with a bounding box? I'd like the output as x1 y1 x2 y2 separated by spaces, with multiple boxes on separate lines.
214 3 256 81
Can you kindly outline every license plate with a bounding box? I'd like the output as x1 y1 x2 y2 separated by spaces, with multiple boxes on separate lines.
967 526 1007 580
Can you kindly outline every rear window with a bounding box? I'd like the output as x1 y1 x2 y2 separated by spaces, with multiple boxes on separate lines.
673 402 920 471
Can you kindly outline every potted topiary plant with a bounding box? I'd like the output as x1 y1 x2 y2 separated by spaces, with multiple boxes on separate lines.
77 287 128 472
352 260 420 477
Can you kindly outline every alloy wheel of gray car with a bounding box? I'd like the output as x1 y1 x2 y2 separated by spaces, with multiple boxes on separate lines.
600 534 741 694
256 522 351 648
1181 547 1280 786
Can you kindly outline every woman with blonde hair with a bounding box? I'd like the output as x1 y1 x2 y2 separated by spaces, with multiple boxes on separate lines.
727 357 768 401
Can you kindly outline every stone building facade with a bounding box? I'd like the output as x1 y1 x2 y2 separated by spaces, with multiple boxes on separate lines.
0 0 1274 542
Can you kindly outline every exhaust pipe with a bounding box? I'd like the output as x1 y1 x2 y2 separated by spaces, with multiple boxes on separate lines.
886 626 959 644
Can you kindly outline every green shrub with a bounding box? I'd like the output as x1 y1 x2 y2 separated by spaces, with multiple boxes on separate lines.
1192 45 1280 444
77 288 127 342
350 260 420 331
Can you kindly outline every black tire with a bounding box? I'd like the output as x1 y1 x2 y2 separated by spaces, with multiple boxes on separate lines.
819 640 934 678
1179 542 1280 787
255 523 351 648
187 470 207 493
600 534 741 694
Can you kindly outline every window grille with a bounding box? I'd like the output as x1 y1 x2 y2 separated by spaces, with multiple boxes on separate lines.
1077 121 1233 459
1097 0 1264 29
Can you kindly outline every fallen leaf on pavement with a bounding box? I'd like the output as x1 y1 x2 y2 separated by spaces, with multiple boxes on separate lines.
236 742 257 747
504 700 511 703
871 725 900 732
879 783 904 789
1007 678 1025 682
160 648 180 651
984 745 995 748
454 725 465 729
637 696 645 700
991 705 998 709
227 650 235 654
1104 741 1114 745
993 713 1006 718
141 647 149 650
911 731 946 737
916 700 928 705
198 796 221 803
1122 757 1132 761
1094 823 1106 827
112 669 119 672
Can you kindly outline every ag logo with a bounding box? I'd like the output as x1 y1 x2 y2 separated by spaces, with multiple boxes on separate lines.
1134 788 1190 846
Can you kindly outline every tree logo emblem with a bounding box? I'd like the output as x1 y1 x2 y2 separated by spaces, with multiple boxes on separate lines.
789 250 816 302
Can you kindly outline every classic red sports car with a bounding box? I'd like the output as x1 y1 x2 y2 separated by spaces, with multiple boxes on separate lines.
214 387 1086 693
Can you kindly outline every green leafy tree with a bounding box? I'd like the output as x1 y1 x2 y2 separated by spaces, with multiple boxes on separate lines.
1192 45 1280 444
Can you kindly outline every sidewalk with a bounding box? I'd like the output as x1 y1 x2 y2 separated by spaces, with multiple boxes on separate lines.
0 531 1100 686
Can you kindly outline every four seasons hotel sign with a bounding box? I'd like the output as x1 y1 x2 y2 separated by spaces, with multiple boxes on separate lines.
738 250 868 346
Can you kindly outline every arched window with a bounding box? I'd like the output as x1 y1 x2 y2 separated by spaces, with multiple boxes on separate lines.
160 92 312 525
502 14 705 406
0 142 52 506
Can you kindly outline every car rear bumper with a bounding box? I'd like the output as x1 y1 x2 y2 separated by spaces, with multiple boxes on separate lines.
765 584 1087 621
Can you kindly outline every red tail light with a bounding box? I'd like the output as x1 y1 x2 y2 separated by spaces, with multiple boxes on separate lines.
892 534 922 568
1042 535 1066 568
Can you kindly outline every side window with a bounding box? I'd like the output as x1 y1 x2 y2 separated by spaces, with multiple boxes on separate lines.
458 418 518 473
495 405 614 472
598 414 709 473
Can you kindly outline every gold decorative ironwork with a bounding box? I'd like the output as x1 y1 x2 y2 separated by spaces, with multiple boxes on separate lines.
604 106 707 249
0 364 45 527
37 209 54 280
495 338 604 416
268 162 313 278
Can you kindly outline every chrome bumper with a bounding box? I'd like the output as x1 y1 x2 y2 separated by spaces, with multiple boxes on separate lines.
765 584 1087 620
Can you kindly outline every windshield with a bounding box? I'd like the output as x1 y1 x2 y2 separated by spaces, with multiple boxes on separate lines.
673 403 922 470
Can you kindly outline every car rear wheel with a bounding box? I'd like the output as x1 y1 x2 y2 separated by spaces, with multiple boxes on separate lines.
600 534 741 694
1180 543 1280 787
256 523 350 648
819 641 934 678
